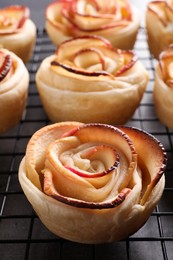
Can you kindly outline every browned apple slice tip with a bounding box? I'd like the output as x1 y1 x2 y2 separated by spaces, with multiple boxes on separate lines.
43 167 131 209
51 60 114 78
65 144 120 178
0 52 12 81
119 126 167 205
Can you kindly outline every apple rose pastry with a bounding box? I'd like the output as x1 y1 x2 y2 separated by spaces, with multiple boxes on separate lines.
45 0 140 49
0 48 29 133
153 44 173 129
0 5 36 63
36 35 149 125
18 122 167 244
146 0 173 59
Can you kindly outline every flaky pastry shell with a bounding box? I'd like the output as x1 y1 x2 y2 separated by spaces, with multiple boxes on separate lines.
0 48 29 133
153 44 173 129
18 122 166 244
0 5 36 63
146 0 173 59
46 0 140 50
36 35 149 125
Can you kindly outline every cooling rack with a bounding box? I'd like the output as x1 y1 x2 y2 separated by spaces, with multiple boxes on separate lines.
0 28 173 260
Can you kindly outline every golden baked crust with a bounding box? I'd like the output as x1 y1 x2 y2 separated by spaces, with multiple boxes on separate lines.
36 35 149 125
18 122 166 243
153 44 173 128
146 0 173 59
0 5 36 63
0 48 29 133
45 0 140 49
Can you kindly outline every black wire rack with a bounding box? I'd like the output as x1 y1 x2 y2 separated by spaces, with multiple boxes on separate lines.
0 28 173 260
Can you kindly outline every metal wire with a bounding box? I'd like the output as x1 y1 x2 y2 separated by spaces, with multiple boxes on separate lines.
0 28 173 260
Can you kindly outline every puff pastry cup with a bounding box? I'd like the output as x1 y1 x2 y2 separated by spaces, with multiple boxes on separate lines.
36 35 149 125
146 0 173 59
18 121 167 244
0 5 36 63
0 48 29 133
153 44 173 129
45 0 140 50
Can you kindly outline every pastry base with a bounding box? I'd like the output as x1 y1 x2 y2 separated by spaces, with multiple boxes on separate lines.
153 65 173 129
0 19 36 63
0 50 29 133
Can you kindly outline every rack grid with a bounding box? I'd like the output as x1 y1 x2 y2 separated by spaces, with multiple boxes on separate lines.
0 28 173 260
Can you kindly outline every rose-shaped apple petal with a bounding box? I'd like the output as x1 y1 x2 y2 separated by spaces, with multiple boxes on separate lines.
36 33 148 125
146 0 173 59
73 48 105 71
18 122 167 243
71 0 100 15
0 51 12 82
62 0 132 31
45 139 120 194
42 123 137 205
159 44 173 88
147 1 167 26
46 0 139 50
42 123 134 208
63 0 116 31
119 126 167 205
0 48 29 133
153 44 173 129
0 5 29 34
55 35 112 61
165 2 173 23
25 122 84 190
51 35 137 78
43 167 131 209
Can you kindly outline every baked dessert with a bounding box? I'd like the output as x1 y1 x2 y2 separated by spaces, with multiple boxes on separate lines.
146 0 173 59
46 0 140 49
0 5 36 63
36 35 149 125
0 48 29 133
18 121 167 243
153 44 173 129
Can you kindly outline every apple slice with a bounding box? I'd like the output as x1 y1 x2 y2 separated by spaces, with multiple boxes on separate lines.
147 1 167 26
70 12 114 31
115 50 137 76
55 35 112 61
62 0 130 31
64 144 120 178
51 35 137 77
45 133 119 179
64 123 137 187
159 44 173 88
71 0 100 15
116 0 132 20
119 126 167 206
51 60 113 78
162 1 173 24
0 5 29 34
0 51 12 82
147 1 173 27
51 49 136 77
66 0 114 30
43 168 131 209
73 47 105 71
